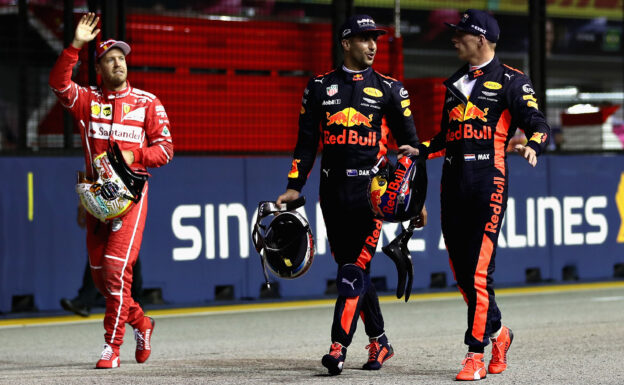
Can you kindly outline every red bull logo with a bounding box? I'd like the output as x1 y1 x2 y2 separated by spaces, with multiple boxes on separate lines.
369 176 387 217
446 123 493 142
529 132 548 143
448 102 489 123
326 108 373 127
287 159 300 178
323 129 377 146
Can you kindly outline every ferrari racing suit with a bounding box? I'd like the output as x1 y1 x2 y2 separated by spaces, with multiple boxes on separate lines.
49 45 173 350
420 56 550 348
287 65 419 347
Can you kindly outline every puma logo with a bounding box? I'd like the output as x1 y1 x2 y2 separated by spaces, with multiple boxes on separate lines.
322 169 330 177
445 156 453 165
504 73 514 80
314 78 323 83
383 80 393 88
341 277 357 290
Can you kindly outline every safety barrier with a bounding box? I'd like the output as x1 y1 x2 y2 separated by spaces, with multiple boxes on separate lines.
1 154 623 312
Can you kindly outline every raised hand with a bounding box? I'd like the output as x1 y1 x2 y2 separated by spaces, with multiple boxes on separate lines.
72 12 100 49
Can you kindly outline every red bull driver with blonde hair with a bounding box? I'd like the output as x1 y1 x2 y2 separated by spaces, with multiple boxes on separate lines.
419 9 551 381
277 14 426 375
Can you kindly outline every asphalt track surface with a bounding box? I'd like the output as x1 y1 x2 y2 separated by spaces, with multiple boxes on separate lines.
1 282 623 385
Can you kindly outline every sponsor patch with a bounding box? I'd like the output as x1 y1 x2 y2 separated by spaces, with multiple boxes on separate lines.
326 84 338 97
403 108 412 117
399 88 409 98
363 87 383 97
91 103 101 116
161 126 171 136
122 105 145 122
482 91 498 97
522 84 535 94
288 159 300 178
363 97 377 104
484 81 502 90
527 101 539 109
322 99 341 105
401 99 410 108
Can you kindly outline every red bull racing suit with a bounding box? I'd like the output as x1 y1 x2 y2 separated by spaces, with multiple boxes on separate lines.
286 66 419 347
49 45 173 350
420 56 550 348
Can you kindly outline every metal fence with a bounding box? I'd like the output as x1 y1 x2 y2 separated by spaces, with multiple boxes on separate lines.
1 0 622 154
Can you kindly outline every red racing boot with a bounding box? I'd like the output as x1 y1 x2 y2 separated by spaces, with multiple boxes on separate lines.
488 325 514 374
456 352 486 381
95 344 120 369
134 316 155 363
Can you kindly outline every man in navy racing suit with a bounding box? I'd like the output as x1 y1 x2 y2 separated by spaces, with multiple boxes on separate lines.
277 14 426 375
418 9 551 381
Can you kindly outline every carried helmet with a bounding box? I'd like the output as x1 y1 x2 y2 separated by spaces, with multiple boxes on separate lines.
263 211 314 279
252 198 314 283
368 155 427 222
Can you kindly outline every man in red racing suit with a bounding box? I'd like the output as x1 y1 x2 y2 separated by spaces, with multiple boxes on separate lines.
49 13 173 369
419 9 551 381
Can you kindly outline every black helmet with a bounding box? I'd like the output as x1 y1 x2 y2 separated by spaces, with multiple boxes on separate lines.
368 155 427 222
252 198 314 284
263 211 314 279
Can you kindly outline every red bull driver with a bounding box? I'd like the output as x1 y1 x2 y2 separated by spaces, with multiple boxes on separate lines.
277 14 426 375
418 9 551 381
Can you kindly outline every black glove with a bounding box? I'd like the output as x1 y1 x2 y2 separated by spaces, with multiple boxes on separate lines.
382 223 415 302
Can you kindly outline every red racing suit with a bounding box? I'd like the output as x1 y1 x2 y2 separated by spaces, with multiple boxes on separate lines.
420 56 550 348
287 66 420 347
49 45 173 350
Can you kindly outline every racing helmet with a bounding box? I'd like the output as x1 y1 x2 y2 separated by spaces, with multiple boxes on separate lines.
252 199 314 281
368 155 427 222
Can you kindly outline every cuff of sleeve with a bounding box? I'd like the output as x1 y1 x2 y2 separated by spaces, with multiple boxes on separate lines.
286 180 304 192
526 141 542 156
67 45 81 55
131 148 143 164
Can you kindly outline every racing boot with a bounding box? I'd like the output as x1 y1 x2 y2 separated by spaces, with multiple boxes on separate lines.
362 334 394 370
321 342 346 375
95 344 120 369
134 316 155 363
488 325 513 374
456 352 486 381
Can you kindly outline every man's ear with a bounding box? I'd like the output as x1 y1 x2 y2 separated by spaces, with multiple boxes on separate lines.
341 38 350 52
94 62 101 75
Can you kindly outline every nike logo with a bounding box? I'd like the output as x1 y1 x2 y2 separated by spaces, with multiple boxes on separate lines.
342 277 357 290
322 169 330 177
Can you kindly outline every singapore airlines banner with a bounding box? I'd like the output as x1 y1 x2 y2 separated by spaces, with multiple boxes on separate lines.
1 155 623 311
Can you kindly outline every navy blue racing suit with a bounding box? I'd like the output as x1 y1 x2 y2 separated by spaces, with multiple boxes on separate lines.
420 56 550 348
286 65 419 347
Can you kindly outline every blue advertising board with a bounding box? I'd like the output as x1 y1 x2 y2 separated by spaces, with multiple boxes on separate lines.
1 154 623 312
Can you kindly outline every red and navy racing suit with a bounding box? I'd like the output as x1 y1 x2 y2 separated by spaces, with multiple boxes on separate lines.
286 66 419 347
420 56 550 349
49 45 173 351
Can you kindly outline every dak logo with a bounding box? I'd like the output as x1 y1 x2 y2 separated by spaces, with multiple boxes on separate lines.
326 84 338 97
